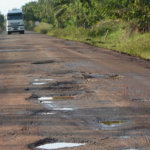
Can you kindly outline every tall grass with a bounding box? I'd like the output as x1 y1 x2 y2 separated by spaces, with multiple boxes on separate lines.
25 20 150 60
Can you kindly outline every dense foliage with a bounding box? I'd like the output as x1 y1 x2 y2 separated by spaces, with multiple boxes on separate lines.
22 0 150 32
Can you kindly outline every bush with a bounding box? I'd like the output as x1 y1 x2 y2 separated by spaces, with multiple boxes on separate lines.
24 21 35 31
33 22 53 34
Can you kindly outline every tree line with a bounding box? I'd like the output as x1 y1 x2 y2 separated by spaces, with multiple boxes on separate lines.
0 13 4 28
22 0 150 32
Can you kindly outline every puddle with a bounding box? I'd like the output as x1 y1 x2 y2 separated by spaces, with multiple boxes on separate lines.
36 143 85 149
53 108 74 111
38 112 55 115
53 96 75 100
100 121 126 127
34 79 53 81
120 136 130 139
41 101 53 104
32 82 47 85
38 96 75 101
38 97 53 100
132 98 150 102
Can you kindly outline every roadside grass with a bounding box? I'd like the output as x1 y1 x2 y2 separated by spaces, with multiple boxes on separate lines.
0 28 2 34
25 20 150 60
34 22 53 34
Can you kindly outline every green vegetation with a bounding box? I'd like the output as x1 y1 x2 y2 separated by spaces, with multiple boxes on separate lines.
22 0 150 59
0 13 4 34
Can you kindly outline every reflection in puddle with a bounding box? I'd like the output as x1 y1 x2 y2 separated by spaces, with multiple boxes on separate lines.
36 143 85 149
53 108 74 111
120 136 130 139
38 96 75 101
38 97 53 100
100 121 126 127
32 82 47 85
41 101 53 104
34 79 53 81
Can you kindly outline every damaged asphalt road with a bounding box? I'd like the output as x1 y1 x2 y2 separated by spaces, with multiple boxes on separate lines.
0 31 150 150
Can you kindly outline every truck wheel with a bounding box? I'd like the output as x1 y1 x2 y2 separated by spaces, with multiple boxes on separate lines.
7 32 11 35
20 31 24 34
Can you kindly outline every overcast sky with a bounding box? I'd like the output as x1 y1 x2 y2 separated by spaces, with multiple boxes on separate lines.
0 0 37 15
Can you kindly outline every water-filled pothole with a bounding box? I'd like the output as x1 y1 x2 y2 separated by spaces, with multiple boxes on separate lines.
36 143 85 149
38 112 55 115
31 82 47 85
99 120 126 127
34 79 53 81
53 108 74 111
83 73 124 80
28 138 85 150
38 96 75 101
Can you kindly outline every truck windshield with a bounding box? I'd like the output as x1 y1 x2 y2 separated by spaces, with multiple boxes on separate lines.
7 13 22 20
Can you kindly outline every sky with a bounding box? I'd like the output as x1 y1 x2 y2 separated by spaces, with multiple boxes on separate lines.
0 0 37 15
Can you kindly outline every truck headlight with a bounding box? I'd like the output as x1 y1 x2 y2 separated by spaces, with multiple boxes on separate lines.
20 27 24 29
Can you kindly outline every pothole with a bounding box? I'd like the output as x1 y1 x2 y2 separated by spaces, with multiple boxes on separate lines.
32 60 59 64
36 143 85 149
40 101 53 104
38 112 55 115
51 81 77 87
83 73 124 80
38 96 75 101
85 90 97 94
99 120 126 127
106 74 124 80
124 148 139 150
53 108 74 111
34 79 54 81
31 82 47 85
28 138 85 150
15 110 33 115
132 98 150 102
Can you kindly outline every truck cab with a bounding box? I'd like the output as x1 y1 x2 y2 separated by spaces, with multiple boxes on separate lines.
6 8 25 35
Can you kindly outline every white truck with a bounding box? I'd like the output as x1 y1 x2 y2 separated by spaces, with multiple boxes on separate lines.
6 8 25 35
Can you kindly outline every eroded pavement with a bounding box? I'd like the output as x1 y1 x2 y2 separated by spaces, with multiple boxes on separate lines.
0 31 150 150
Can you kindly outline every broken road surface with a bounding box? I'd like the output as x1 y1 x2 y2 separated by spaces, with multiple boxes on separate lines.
0 31 150 150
